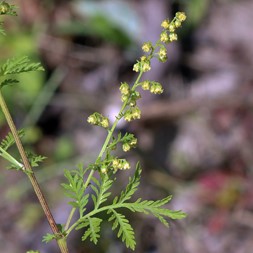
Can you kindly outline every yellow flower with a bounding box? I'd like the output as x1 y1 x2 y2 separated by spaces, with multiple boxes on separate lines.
174 20 182 28
133 62 140 72
142 61 151 72
100 118 109 128
159 48 167 58
120 82 130 95
160 31 169 43
169 24 175 32
142 42 152 53
122 161 130 170
122 143 131 152
176 12 186 22
161 19 170 29
150 83 163 94
141 81 150 90
140 56 147 61
169 33 178 42
130 138 137 146
101 167 107 174
87 114 97 125
132 107 141 119
112 159 120 169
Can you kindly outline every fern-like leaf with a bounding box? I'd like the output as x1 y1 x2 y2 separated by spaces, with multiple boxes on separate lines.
0 129 25 151
26 152 46 167
42 233 56 243
76 217 102 244
123 196 186 227
0 78 19 88
62 167 89 217
114 162 141 204
0 56 44 77
91 174 113 209
108 209 136 250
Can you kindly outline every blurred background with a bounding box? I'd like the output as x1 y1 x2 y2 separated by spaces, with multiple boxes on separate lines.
1 0 253 252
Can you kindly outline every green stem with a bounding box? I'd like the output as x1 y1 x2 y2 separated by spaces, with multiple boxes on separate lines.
64 207 76 231
0 90 68 253
82 70 144 191
0 146 23 169
66 202 136 235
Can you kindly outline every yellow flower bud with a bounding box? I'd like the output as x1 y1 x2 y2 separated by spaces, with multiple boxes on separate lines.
159 48 167 58
130 138 137 146
100 118 109 128
120 82 130 95
176 12 186 22
87 114 97 125
142 42 152 53
123 161 130 170
161 19 170 29
112 159 119 169
140 56 147 62
150 83 164 94
133 62 140 72
132 107 141 119
101 167 107 174
123 143 131 152
174 20 182 28
160 31 169 43
142 61 151 72
141 81 150 90
158 48 167 62
169 24 175 32
169 33 178 42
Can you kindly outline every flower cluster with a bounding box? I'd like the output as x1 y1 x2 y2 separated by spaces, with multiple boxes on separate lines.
88 12 186 177
140 80 164 94
120 82 141 106
133 56 151 73
160 12 186 44
112 158 131 171
122 134 137 152
87 112 109 129
133 11 186 74
124 106 141 122
99 157 131 174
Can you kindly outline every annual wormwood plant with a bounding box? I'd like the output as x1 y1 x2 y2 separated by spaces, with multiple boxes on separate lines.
0 2 187 253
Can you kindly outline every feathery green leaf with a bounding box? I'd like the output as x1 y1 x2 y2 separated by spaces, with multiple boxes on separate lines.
26 152 46 167
0 78 19 88
116 162 141 204
108 209 136 250
0 56 44 77
0 129 25 151
62 166 89 217
42 233 56 243
122 196 186 226
91 174 113 209
76 217 102 244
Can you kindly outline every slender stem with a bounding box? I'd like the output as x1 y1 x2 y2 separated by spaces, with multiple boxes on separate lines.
0 90 68 253
66 202 134 235
64 207 76 231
